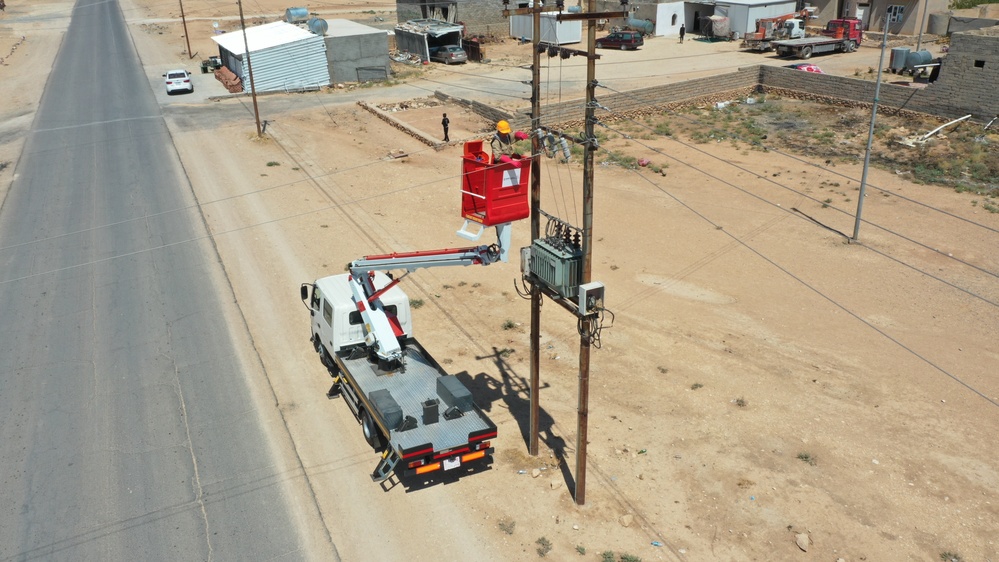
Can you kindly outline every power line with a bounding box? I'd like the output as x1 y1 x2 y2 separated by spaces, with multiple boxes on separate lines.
592 117 999 308
587 128 999 410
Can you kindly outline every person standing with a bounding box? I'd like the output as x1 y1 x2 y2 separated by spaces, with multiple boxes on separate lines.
679 23 686 43
441 113 450 142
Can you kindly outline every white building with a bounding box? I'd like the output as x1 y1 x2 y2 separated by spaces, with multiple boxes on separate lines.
212 21 330 93
672 0 798 36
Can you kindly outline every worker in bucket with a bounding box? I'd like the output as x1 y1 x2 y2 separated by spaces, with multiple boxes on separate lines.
491 120 529 165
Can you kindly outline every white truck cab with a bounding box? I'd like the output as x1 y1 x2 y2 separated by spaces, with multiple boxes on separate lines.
307 272 412 355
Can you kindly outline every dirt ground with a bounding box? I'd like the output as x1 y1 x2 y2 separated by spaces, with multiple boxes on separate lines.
3 1 998 561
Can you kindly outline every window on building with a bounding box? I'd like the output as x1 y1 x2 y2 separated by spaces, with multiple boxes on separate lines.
886 5 904 23
974 60 985 68
672 14 678 26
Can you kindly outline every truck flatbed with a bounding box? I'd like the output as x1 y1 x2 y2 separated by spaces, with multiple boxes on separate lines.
772 36 843 47
336 339 494 454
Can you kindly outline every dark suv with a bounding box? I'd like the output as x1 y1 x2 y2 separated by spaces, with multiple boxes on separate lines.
595 31 644 50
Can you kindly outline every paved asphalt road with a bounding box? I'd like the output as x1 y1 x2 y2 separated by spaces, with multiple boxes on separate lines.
0 0 327 559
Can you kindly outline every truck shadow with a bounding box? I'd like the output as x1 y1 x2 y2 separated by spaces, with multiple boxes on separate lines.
458 346 576 495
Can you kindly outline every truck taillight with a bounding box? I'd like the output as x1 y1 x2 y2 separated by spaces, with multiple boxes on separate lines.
461 450 486 463
474 440 490 451
415 462 441 475
407 458 426 469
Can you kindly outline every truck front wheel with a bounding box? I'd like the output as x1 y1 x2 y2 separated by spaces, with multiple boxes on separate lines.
845 40 856 52
801 46 812 59
361 410 384 450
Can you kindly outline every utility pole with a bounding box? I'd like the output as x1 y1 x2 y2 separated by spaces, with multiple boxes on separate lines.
503 0 625 506
915 0 931 51
503 0 560 459
852 27 889 242
179 0 194 59
237 0 263 137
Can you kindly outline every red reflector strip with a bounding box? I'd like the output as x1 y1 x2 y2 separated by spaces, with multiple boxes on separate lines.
434 447 469 460
415 462 441 475
402 447 434 459
470 431 497 442
461 450 486 463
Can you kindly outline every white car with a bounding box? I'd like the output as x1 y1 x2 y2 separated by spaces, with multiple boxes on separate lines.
163 69 193 94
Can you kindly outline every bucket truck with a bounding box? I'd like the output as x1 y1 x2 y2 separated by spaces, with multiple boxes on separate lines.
300 141 529 482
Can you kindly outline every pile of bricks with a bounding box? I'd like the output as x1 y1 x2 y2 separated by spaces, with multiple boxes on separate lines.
214 67 243 94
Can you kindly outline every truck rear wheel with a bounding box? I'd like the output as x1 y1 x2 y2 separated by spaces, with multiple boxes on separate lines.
801 46 812 59
361 410 384 450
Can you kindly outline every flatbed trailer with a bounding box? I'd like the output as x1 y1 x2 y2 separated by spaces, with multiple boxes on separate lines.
330 337 496 481
773 18 862 59
773 36 857 58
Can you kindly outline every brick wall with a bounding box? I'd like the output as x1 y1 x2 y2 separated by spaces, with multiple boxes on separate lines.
757 29 999 121
924 29 999 120
485 67 762 129
438 28 998 125
458 0 513 37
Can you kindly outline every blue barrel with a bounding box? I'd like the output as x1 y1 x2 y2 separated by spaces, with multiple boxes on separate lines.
285 7 309 23
307 17 328 36
905 50 932 70
626 18 655 35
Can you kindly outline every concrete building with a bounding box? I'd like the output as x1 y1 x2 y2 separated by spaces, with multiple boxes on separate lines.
853 0 946 33
324 19 390 83
654 1 687 37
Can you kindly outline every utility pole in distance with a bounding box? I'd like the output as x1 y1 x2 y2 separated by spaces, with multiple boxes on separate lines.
179 0 194 59
237 0 263 137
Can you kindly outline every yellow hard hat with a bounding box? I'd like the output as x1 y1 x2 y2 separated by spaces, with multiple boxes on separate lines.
496 120 512 134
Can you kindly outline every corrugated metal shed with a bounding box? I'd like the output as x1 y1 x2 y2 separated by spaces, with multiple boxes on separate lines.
211 21 330 93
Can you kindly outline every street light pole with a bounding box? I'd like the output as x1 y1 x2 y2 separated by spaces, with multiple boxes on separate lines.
915 0 931 51
852 27 889 242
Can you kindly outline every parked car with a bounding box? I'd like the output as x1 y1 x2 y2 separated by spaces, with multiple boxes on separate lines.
788 63 824 73
595 31 644 50
163 69 193 94
430 45 468 65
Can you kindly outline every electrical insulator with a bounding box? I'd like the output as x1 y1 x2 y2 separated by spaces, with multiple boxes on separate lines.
556 0 564 10
547 45 559 57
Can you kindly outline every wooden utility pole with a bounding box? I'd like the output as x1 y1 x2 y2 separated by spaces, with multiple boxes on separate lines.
504 0 625 506
237 0 263 137
575 0 598 507
529 9 543 458
178 0 194 59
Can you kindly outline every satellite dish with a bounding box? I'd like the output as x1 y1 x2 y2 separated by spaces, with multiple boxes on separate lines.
212 22 219 28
